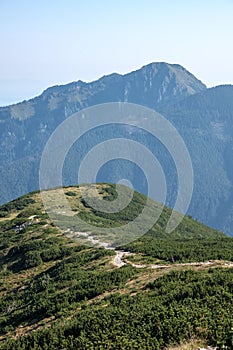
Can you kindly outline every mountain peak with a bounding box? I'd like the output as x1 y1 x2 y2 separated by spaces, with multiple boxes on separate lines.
138 61 206 92
0 62 206 112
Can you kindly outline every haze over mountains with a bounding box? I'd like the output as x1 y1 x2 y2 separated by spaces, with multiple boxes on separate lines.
1 62 233 234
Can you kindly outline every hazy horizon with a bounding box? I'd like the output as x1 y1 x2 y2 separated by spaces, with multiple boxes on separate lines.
1 0 233 106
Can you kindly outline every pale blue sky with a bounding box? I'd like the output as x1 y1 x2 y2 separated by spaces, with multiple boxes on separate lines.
1 0 233 105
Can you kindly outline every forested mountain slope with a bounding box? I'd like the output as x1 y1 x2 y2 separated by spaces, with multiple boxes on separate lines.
1 63 233 234
0 62 206 203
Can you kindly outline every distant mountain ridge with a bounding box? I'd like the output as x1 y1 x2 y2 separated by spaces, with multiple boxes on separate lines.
1 62 206 120
1 62 233 234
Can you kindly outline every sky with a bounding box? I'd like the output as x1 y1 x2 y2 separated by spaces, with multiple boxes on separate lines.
1 0 233 106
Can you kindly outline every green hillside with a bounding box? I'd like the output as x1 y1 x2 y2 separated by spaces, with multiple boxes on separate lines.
0 184 233 349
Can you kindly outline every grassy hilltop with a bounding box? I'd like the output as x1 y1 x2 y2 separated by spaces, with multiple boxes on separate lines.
0 184 233 349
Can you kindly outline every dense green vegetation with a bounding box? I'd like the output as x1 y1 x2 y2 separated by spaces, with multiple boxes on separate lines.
1 268 233 349
0 247 133 334
123 236 233 263
0 184 233 349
